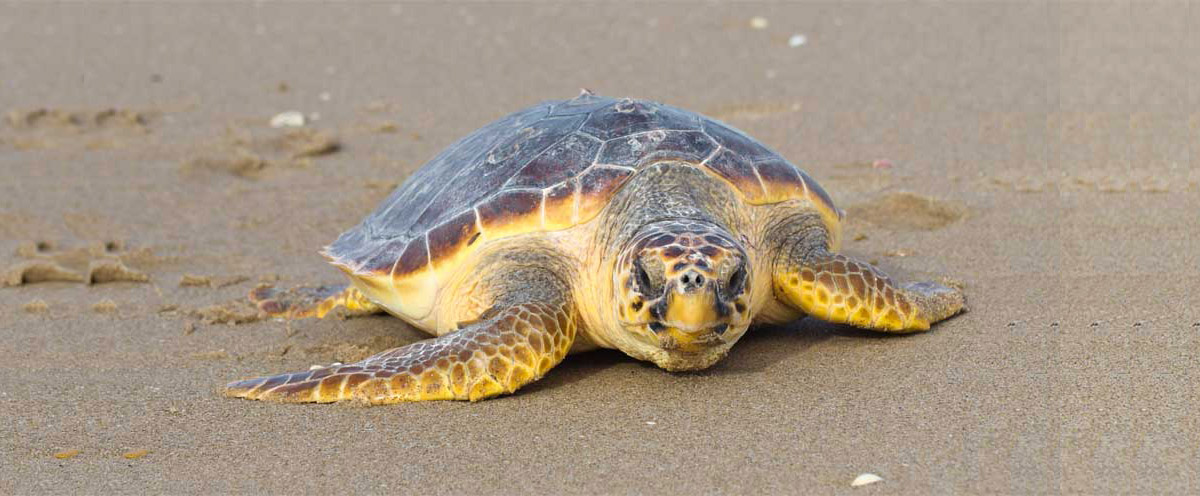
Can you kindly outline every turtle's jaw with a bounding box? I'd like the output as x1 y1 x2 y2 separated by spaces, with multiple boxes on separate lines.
619 319 749 371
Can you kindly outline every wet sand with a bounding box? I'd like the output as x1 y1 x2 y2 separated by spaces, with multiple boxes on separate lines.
2 3 1198 494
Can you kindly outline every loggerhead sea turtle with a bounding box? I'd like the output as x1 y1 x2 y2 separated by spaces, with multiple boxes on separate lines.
225 91 965 404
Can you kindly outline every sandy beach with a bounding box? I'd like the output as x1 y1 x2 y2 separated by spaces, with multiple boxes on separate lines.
2 2 1198 494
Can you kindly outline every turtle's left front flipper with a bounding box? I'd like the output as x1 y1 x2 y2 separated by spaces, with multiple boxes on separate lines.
249 284 382 319
773 228 965 332
226 267 577 403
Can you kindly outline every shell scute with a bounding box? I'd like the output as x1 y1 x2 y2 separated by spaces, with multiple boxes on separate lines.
476 189 544 235
505 132 601 189
542 180 578 230
702 148 766 202
355 239 408 275
752 157 806 203
797 168 841 220
581 98 701 140
577 166 634 222
702 119 774 162
393 235 429 277
484 114 585 169
598 130 717 168
364 103 550 238
426 210 481 271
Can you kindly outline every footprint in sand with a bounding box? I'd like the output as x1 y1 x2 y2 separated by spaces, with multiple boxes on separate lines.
180 127 340 180
2 240 151 287
2 107 158 150
844 192 965 231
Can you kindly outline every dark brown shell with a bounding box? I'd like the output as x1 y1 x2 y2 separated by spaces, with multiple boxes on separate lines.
326 92 840 278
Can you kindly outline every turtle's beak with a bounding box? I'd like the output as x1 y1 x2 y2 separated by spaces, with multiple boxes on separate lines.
662 279 721 330
647 275 731 352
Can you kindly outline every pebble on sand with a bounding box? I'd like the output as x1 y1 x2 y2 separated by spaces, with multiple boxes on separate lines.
788 34 807 47
851 473 884 487
750 16 768 30
269 111 306 128
23 299 49 313
92 300 117 314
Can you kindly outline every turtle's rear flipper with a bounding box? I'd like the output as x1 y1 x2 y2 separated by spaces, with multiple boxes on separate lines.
249 284 382 319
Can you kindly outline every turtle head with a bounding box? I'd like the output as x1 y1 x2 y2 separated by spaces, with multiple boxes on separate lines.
613 220 752 371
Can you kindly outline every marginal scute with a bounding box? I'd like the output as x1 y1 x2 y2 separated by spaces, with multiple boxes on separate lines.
753 158 805 203
542 180 577 230
703 119 774 162
394 235 429 277
702 148 766 202
577 166 633 223
427 209 480 271
477 189 543 235
797 168 839 219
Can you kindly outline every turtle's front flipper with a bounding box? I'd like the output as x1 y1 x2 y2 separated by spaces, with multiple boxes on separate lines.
226 267 577 403
774 230 965 332
249 284 382 319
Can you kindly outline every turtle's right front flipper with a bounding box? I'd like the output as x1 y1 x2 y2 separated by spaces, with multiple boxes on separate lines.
227 267 578 403
249 284 382 319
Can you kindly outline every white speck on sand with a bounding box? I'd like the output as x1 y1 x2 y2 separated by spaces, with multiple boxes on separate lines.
269 111 306 128
851 473 884 487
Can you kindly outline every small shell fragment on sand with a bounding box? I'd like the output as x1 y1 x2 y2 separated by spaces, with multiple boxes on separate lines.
123 449 151 460
749 16 768 29
54 449 81 459
788 34 807 47
269 111 306 128
851 473 884 487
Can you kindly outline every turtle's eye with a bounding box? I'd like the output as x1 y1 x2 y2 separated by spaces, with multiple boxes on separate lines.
633 259 655 293
722 262 747 300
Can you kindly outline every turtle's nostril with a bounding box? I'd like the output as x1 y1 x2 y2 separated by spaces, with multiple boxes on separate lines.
679 270 705 291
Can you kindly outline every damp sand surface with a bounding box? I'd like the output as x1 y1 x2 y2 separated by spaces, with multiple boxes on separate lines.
2 4 1198 494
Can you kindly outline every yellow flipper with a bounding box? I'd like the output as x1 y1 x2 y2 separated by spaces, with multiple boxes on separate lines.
225 300 576 404
776 252 964 332
249 284 381 319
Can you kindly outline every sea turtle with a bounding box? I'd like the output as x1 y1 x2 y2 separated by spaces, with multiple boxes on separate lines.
225 91 965 404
